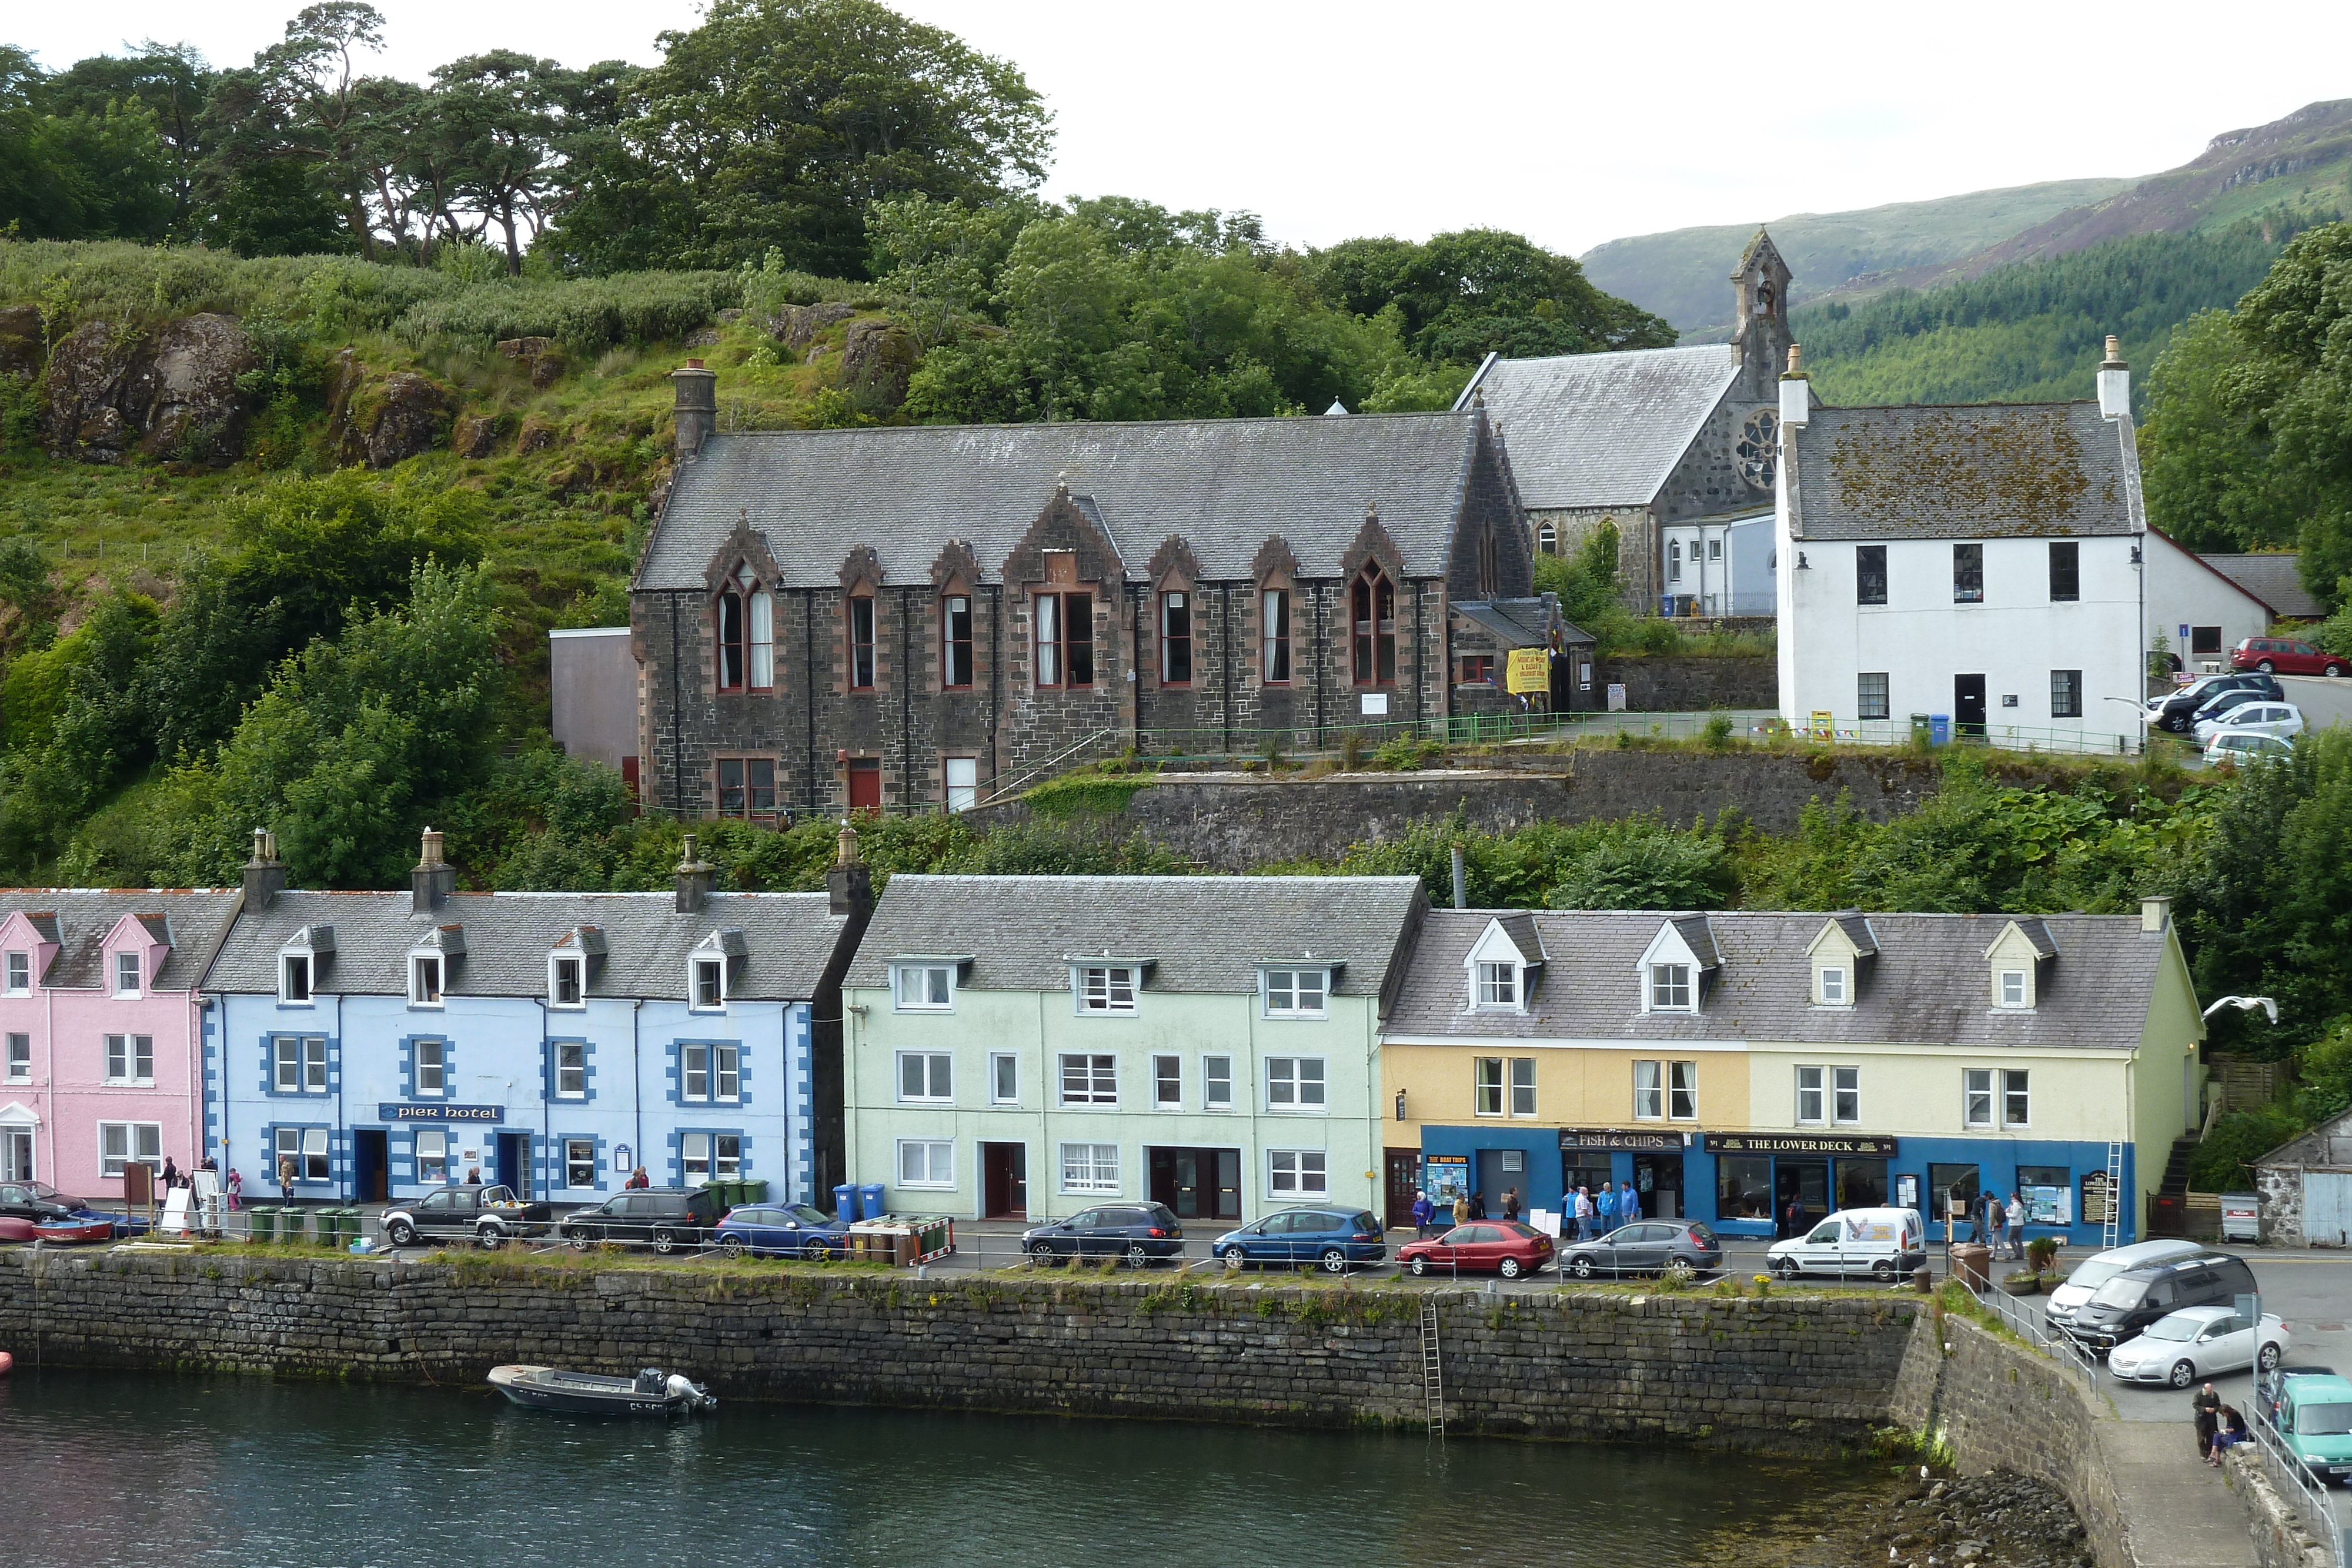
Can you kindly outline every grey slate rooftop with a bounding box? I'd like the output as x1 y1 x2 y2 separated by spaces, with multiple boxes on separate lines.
0 889 241 990
639 413 1489 592
202 890 848 1001
2199 553 2319 619
1457 345 1738 510
847 875 1426 1002
1789 402 2142 541
1385 910 2178 1050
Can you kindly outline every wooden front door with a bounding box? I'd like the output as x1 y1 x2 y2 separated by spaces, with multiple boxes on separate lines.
1384 1149 1422 1231
981 1142 1027 1219
847 758 883 811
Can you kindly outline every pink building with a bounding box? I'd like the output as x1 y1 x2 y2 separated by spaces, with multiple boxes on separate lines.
0 891 240 1200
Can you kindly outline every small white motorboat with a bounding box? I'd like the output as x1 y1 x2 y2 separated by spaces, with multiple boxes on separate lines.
487 1364 717 1416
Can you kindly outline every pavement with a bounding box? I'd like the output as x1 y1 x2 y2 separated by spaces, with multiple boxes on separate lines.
2277 673 2352 734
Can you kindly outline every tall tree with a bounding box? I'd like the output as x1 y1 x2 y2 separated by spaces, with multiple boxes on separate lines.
45 42 214 236
201 2 393 257
1309 229 1678 365
432 51 574 272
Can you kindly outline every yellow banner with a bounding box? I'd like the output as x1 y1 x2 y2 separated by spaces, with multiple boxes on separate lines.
1506 648 1549 694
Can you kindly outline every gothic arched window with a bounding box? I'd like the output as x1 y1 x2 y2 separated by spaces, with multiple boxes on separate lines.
1352 566 1396 687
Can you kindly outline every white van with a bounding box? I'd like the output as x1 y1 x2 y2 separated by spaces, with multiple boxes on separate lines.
1766 1207 1926 1280
2044 1238 2201 1329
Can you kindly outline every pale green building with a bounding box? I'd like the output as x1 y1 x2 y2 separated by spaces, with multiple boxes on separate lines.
844 874 1427 1225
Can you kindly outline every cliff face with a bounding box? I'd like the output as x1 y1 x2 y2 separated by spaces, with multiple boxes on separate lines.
39 313 256 466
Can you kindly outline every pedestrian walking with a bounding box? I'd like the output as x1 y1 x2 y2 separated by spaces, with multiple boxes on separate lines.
1575 1186 1595 1240
1468 1191 1488 1221
1619 1181 1641 1225
1780 1196 1802 1239
2193 1383 2222 1460
1595 1182 1618 1234
1502 1187 1521 1222
278 1155 295 1204
1452 1193 1471 1228
2005 1192 2026 1260
225 1167 242 1212
161 1156 182 1192
1412 1189 1436 1240
1986 1193 2006 1253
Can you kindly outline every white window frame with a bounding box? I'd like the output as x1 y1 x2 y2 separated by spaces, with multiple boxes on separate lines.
680 1044 740 1104
563 1136 596 1189
4 950 28 995
1796 1065 1825 1125
1633 1059 1663 1120
275 1125 330 1182
1268 1148 1328 1201
943 757 978 814
2001 1069 2030 1129
894 963 955 1011
280 951 313 1006
103 1033 154 1086
1262 967 1329 1019
550 954 586 1009
1668 1060 1698 1121
1833 1065 1860 1125
1265 1055 1327 1114
1997 969 2030 1008
303 1037 328 1093
99 1120 162 1179
691 957 727 1012
1152 1054 1181 1110
1474 960 1518 1010
1649 963 1694 1011
113 951 141 998
898 1138 956 1189
896 1050 953 1105
415 1128 449 1184
413 1038 447 1097
1963 1068 1994 1129
1075 965 1138 1015
1816 965 1847 1006
1058 1141 1120 1195
1509 1057 1536 1118
554 1041 587 1099
5 1031 26 1082
1202 1054 1233 1112
988 1052 1019 1106
1058 1052 1117 1106
409 953 444 1008
681 1131 711 1183
1475 1056 1505 1117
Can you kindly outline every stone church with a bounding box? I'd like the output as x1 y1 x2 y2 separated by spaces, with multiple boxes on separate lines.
1458 229 1796 611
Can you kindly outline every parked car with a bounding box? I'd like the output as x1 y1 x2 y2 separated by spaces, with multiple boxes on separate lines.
2104 1305 2288 1387
2194 701 2304 747
1558 1221 1723 1279
2062 1249 2260 1352
2273 1370 2352 1487
2206 730 2296 767
559 1187 725 1254
1212 1208 1387 1273
714 1202 852 1259
2046 1238 2203 1331
2258 1364 2338 1426
2230 637 2346 677
2147 673 2281 734
380 1183 553 1249
1396 1221 1555 1279
1022 1202 1185 1266
0 1181 88 1222
1765 1206 1926 1281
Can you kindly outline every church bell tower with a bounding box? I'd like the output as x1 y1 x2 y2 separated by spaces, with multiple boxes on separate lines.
1731 228 1795 398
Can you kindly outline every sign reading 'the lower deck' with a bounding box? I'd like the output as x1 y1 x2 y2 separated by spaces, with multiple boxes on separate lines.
1701 1132 1898 1156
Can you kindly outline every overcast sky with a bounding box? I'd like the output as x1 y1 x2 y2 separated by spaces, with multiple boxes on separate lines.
15 1 2352 255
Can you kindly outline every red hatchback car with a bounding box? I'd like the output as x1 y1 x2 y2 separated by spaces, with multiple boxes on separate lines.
1398 1221 1555 1279
2231 637 2346 677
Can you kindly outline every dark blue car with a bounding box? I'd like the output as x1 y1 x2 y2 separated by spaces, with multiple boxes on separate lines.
1021 1202 1185 1265
1213 1206 1387 1273
714 1202 851 1259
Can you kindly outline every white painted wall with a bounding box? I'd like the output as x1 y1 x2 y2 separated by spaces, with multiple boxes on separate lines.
1661 511 1774 617
2143 531 2272 673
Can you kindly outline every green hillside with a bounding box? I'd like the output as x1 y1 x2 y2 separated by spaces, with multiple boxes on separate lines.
1576 179 2132 335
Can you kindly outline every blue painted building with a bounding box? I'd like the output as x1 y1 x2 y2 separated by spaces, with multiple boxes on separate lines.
203 831 867 1208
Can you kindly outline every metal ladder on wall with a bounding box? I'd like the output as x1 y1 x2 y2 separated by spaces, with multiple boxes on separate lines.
2102 1141 2125 1251
1419 1296 1445 1440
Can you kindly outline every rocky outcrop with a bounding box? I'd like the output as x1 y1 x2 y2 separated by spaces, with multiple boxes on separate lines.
515 416 559 454
766 301 856 349
497 336 566 389
840 318 917 409
40 313 255 464
325 352 452 469
452 410 502 459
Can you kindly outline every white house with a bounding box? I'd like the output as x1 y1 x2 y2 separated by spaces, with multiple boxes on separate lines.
2143 532 2277 673
1775 342 2147 747
1660 509 1776 617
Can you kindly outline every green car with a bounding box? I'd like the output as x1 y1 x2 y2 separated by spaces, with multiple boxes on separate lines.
2277 1372 2352 1487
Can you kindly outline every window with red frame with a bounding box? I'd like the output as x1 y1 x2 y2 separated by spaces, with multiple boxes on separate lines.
1035 591 1094 689
1458 654 1494 686
1351 569 1396 686
941 594 973 689
847 595 877 690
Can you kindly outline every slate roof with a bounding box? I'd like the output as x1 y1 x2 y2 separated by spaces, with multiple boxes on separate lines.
638 413 1488 591
846 875 1426 1005
203 891 848 1001
1788 402 2143 541
0 890 242 989
1384 910 2177 1050
2200 554 2320 619
1452 597 1591 647
1456 345 1739 511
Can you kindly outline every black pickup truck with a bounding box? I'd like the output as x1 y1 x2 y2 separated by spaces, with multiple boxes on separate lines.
380 1184 553 1249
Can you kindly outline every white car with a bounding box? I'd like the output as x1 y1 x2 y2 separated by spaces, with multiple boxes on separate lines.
2206 730 2295 766
2194 701 2304 746
2106 1304 2288 1388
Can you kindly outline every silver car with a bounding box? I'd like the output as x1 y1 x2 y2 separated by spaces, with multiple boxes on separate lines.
2106 1304 2288 1388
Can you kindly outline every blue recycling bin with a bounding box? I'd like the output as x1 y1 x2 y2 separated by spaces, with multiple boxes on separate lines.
1929 714 1951 747
858 1182 887 1221
833 1183 859 1222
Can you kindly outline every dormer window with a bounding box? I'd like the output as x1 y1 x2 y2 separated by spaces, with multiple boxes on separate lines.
895 963 955 1011
1262 967 1328 1018
1998 970 2029 1008
410 954 444 1007
1649 964 1693 1011
114 952 141 997
1464 916 1543 1015
1475 961 1517 1008
281 952 312 1005
551 954 585 1008
1816 966 1847 1007
692 956 725 1011
4 951 25 995
1636 915 1715 1014
1076 965 1138 1015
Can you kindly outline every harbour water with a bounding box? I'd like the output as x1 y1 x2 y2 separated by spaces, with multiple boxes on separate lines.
0 1368 1862 1567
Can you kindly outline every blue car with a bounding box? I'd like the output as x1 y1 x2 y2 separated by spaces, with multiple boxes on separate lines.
1212 1206 1387 1273
714 1202 851 1259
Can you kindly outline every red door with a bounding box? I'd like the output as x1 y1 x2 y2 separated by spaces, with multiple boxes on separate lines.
847 758 882 811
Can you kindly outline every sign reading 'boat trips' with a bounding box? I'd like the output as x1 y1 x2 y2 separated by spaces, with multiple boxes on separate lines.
377 1103 506 1122
1557 1128 1690 1151
1701 1132 1898 1156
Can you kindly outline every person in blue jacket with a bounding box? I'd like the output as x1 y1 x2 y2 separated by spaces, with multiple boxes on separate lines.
1410 1190 1436 1240
1595 1182 1619 1234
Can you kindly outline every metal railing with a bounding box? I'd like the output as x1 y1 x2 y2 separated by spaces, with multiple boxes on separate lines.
2243 1397 2344 1568
1965 1279 2102 1387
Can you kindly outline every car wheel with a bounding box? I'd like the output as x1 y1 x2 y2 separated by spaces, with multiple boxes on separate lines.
720 1235 746 1259
1408 1255 1431 1277
2328 664 2346 678
1124 1242 1151 1268
1872 1258 1896 1281
1220 1246 1246 1271
476 1227 504 1252
1569 1255 1595 1279
651 1227 677 1255
386 1219 416 1246
805 1241 836 1262
1773 1256 1800 1280
1028 1239 1060 1262
2259 660 2276 673
1499 1256 1524 1279
2170 1360 2196 1389
567 1229 592 1252
1318 1248 1348 1275
2259 1342 2281 1372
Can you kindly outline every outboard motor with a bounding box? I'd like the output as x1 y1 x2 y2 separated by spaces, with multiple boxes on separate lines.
634 1368 666 1395
665 1374 694 1400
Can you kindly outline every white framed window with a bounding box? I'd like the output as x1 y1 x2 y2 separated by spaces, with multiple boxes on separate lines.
1152 1054 1181 1109
564 1138 596 1189
414 1038 447 1096
550 955 585 1008
1268 1149 1328 1200
681 1044 740 1104
1797 1065 1825 1125
1058 1142 1120 1195
280 952 312 1005
1649 963 1693 1011
1817 966 1847 1006
1263 967 1328 1018
897 1051 953 1104
5 1031 26 1081
677 1132 740 1183
944 757 978 814
100 1121 162 1179
1058 1052 1117 1106
2002 1069 2030 1128
103 1033 154 1085
1474 961 1517 1009
1963 1068 1994 1129
4 950 27 995
1669 1060 1697 1120
1997 969 2030 1008
1634 1059 1663 1120
1475 1056 1504 1116
1265 1056 1326 1113
1509 1057 1536 1118
1076 965 1138 1014
415 1128 449 1184
894 964 954 1010
409 954 443 1007
692 957 726 1011
1203 1054 1233 1112
1833 1065 1860 1125
555 1042 586 1098
990 1052 1019 1105
274 1125 330 1182
273 1035 328 1094
114 951 141 997
898 1138 955 1189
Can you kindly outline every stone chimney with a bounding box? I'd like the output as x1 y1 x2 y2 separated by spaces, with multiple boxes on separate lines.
2097 336 2130 422
672 360 718 457
2140 894 2171 934
1779 343 1810 430
243 828 286 911
676 833 716 915
827 821 873 918
411 828 455 914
